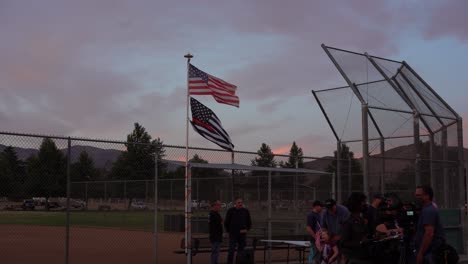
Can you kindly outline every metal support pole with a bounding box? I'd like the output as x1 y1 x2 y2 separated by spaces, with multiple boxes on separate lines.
457 119 465 206
362 104 370 197
348 154 352 196
337 142 342 203
185 166 192 264
154 154 159 264
65 137 71 264
430 134 435 190
414 114 421 186
380 139 385 195
331 173 336 200
294 161 299 235
267 171 272 263
231 151 235 201
442 128 449 208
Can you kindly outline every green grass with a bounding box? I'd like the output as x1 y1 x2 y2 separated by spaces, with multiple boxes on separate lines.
0 211 165 231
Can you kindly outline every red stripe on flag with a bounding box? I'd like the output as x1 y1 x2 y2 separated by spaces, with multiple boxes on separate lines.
193 118 215 131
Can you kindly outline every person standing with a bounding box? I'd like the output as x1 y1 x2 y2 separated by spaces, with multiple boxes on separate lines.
341 192 371 263
414 185 445 264
363 194 384 237
306 200 323 264
209 200 223 264
321 199 350 240
321 199 350 264
224 197 252 264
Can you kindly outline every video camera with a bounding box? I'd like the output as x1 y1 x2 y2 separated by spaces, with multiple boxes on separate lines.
376 193 420 234
397 202 420 234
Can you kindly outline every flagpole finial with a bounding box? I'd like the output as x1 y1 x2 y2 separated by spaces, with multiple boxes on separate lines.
184 53 193 59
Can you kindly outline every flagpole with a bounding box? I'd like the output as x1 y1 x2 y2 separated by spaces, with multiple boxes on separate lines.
184 53 193 264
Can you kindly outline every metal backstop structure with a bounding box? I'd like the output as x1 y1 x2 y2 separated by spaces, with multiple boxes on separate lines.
312 44 465 208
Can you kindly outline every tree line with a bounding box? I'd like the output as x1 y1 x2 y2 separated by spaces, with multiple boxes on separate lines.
0 123 357 200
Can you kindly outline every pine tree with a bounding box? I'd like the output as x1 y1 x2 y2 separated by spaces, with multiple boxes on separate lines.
283 141 304 168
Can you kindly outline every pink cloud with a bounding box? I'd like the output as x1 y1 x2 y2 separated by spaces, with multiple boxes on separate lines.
272 145 291 155
424 1 468 42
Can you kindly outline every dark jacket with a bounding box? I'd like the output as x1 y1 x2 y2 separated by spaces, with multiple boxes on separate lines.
224 207 252 236
209 210 223 242
341 214 369 259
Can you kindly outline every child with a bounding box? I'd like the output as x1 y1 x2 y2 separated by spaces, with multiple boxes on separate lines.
315 228 339 264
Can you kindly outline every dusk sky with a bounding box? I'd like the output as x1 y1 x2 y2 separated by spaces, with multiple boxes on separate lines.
1 1 467 157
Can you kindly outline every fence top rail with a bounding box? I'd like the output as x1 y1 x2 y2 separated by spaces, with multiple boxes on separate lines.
0 130 334 161
163 160 331 174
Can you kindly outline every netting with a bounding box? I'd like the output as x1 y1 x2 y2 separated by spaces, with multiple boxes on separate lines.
313 45 464 209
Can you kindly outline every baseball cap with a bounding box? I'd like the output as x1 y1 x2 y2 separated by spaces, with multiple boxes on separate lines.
324 198 336 208
373 193 385 200
312 200 323 207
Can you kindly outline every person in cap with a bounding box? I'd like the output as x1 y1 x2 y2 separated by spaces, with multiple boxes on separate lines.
321 199 350 264
321 198 350 240
306 200 324 264
363 193 384 237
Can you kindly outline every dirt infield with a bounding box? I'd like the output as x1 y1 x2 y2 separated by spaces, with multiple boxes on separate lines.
0 225 195 264
0 225 298 263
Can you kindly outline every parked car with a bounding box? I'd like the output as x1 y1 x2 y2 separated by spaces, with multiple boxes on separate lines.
130 200 148 210
198 200 210 210
22 199 35 211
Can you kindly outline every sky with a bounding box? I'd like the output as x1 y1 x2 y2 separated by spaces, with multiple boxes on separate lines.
1 0 467 157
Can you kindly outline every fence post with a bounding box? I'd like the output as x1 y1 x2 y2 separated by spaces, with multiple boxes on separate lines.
430 134 436 190
65 137 71 264
154 153 158 264
348 153 352 197
457 118 465 207
331 172 336 200
267 171 272 263
336 142 342 203
414 113 421 186
231 151 235 201
443 127 449 207
362 104 370 198
380 138 385 195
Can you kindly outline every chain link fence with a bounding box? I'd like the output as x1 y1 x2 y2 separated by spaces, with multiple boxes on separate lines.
0 131 336 263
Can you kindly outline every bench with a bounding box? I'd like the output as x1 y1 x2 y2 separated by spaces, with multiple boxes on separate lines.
174 236 258 262
259 235 310 264
174 235 309 263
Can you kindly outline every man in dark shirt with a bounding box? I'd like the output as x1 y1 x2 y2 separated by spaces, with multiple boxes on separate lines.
306 200 323 264
321 198 350 240
414 185 445 264
224 197 252 264
342 192 371 263
209 200 223 264
364 193 384 237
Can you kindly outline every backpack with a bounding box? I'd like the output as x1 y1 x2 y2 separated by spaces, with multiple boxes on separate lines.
433 242 459 264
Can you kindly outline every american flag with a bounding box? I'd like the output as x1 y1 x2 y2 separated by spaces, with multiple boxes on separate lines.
189 64 239 108
190 97 234 151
